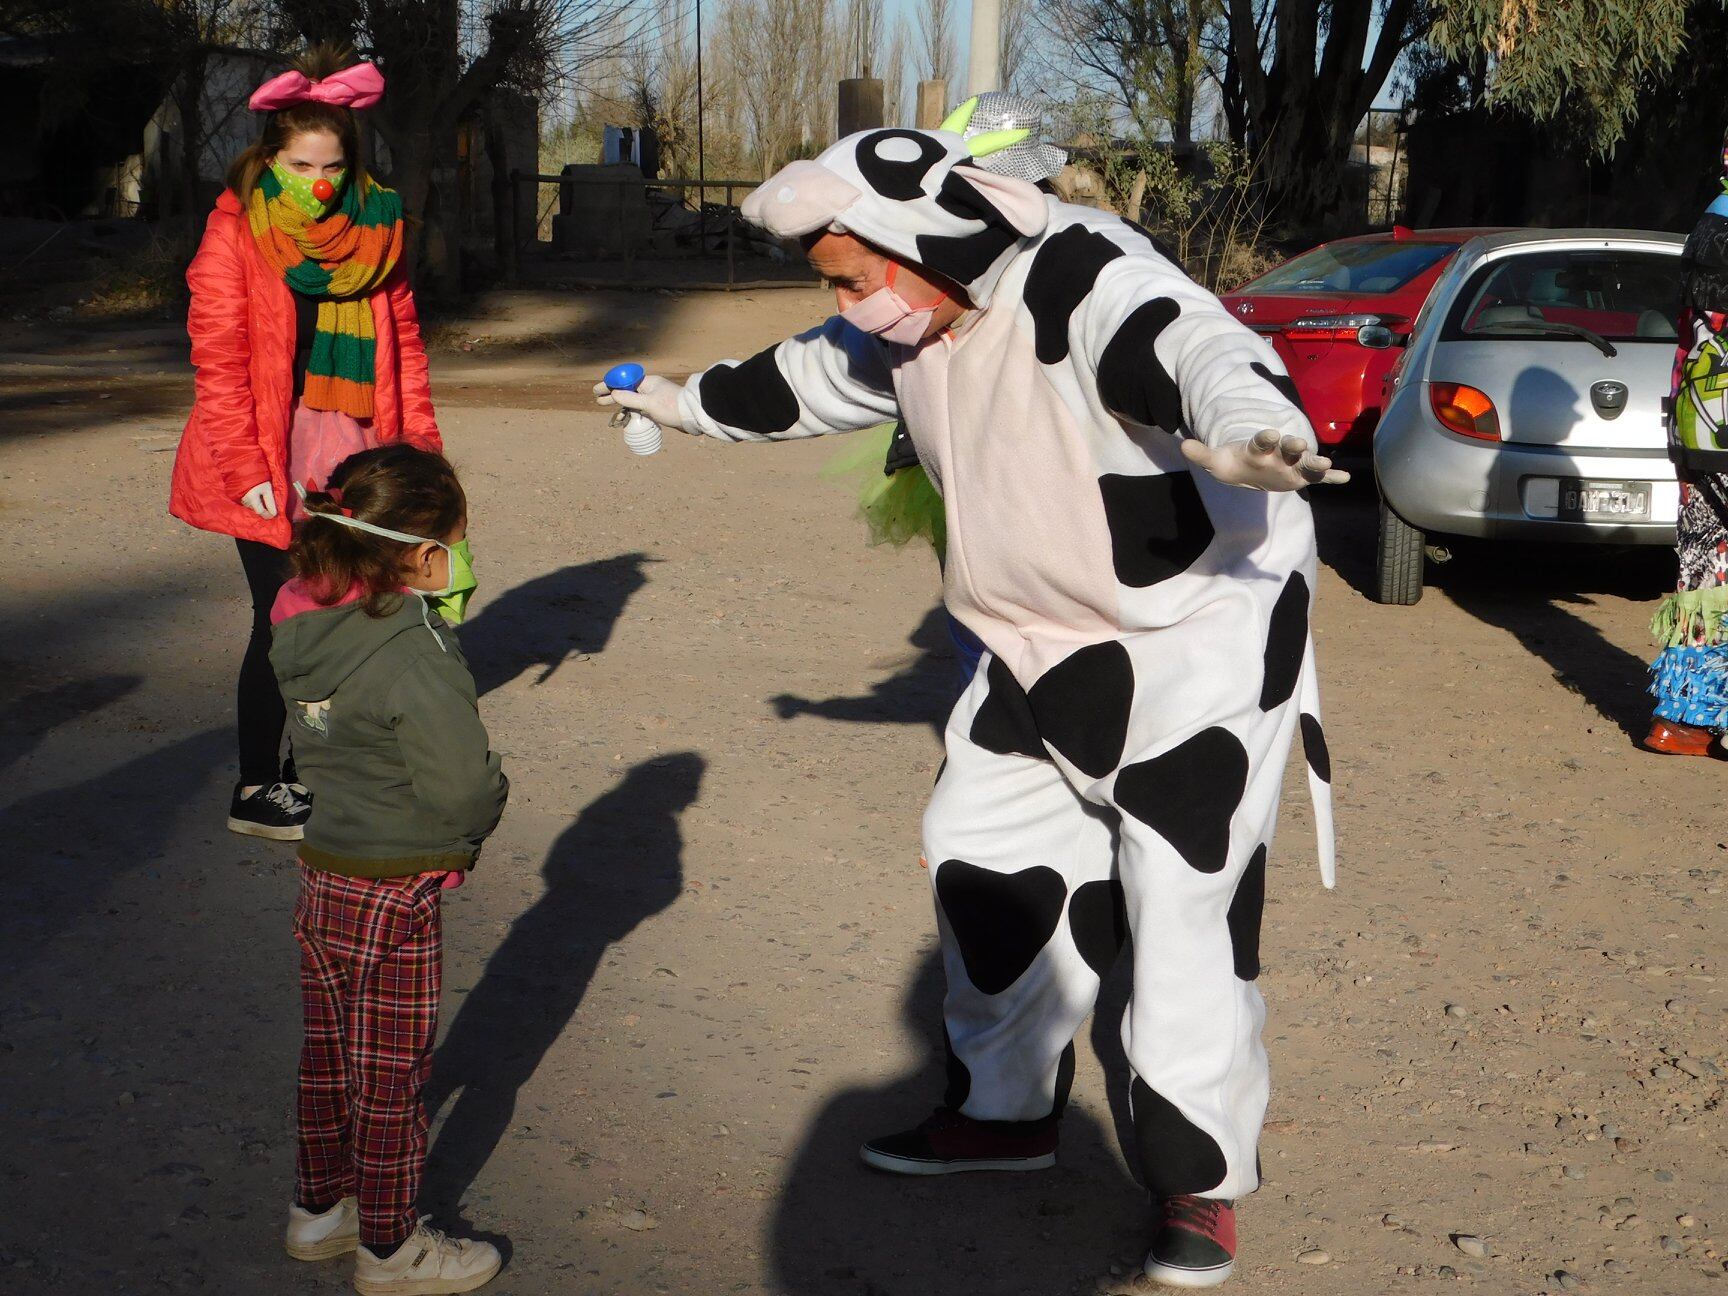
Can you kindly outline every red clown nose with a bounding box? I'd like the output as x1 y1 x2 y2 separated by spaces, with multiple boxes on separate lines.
311 178 335 202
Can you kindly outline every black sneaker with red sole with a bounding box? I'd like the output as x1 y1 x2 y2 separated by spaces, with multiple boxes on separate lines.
1144 1195 1236 1288
859 1107 1059 1175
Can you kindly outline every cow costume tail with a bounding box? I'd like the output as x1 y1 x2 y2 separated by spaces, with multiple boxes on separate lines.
1296 636 1336 888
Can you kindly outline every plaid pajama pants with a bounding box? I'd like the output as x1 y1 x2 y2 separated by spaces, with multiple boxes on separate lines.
293 865 444 1248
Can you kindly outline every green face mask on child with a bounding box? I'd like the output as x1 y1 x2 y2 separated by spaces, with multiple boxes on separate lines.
270 160 346 220
432 539 478 625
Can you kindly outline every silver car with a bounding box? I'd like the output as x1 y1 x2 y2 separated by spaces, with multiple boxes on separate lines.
1372 229 1684 604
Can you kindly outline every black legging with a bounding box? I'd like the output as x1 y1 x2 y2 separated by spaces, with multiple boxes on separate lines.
236 538 292 786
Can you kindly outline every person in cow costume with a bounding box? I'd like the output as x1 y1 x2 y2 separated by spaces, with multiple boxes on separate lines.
598 103 1342 1288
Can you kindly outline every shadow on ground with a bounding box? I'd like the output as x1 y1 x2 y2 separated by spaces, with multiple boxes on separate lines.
460 554 656 696
770 946 1145 1296
428 283 807 368
0 673 141 775
771 605 960 739
1313 486 1670 742
0 375 191 440
421 752 703 1225
1 725 229 980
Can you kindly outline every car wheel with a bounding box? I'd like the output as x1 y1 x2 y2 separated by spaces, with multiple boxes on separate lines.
1375 493 1425 605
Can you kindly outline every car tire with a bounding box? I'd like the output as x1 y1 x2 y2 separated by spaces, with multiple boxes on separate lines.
1375 493 1425 605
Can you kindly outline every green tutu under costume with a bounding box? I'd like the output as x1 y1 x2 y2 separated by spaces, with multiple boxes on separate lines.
824 423 948 556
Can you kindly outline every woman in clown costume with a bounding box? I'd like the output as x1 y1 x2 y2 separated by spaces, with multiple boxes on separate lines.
171 43 443 840
599 108 1343 1288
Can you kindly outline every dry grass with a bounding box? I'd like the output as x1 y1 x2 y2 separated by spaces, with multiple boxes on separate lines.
81 236 191 318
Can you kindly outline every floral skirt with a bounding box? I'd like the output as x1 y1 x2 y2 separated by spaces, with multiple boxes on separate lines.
1650 477 1728 727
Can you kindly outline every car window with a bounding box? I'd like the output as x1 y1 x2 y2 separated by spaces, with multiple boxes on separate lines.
1244 241 1456 295
1447 249 1682 343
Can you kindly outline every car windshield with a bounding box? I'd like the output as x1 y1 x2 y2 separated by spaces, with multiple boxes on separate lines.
1452 249 1681 343
1245 240 1456 295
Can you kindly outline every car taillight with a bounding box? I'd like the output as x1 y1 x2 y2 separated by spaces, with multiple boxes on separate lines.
1430 382 1501 441
1285 314 1403 347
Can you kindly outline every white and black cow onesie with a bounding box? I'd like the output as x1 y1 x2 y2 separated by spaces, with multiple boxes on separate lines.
675 129 1335 1202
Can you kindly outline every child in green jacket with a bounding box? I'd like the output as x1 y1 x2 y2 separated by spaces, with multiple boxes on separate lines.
269 444 507 1296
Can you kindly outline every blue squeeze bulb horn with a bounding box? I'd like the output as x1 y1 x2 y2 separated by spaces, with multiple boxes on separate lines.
604 363 662 456
604 362 645 391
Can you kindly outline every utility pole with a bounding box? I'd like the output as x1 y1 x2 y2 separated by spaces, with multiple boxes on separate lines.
696 0 706 243
696 0 706 188
965 0 1001 97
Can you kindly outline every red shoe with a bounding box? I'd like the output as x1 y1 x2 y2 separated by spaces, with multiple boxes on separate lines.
859 1107 1058 1175
1643 718 1716 756
1144 1195 1236 1288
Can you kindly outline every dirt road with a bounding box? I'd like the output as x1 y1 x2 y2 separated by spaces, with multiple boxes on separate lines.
2 288 1724 1296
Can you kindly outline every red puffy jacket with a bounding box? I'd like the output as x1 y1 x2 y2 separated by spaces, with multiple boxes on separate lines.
169 189 443 549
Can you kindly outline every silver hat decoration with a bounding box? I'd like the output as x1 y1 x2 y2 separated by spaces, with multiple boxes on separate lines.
951 92 1068 184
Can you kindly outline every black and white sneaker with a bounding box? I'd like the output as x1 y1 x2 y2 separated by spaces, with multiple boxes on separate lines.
228 781 312 841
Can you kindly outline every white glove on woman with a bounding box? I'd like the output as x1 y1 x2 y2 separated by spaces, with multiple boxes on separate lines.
240 481 278 519
1181 429 1350 491
592 374 689 432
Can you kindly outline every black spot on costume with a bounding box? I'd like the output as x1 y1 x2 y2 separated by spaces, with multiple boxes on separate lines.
934 860 1068 995
1023 226 1125 364
1115 727 1249 875
1098 471 1217 588
694 346 801 435
1259 572 1310 711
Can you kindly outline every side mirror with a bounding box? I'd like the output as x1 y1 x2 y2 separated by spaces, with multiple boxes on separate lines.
1357 324 1397 349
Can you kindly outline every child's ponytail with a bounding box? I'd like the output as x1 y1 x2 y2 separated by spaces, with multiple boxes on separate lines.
292 445 467 618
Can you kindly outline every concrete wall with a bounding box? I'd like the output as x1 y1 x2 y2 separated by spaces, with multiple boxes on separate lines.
551 164 651 257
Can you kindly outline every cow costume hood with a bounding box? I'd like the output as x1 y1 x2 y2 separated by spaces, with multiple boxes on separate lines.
740 124 1050 308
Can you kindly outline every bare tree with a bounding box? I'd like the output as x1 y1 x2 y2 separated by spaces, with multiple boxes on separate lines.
1038 0 1222 146
277 0 645 296
841 0 883 77
998 0 1034 92
715 0 839 175
917 0 956 85
618 0 703 176
1224 0 1424 231
882 12 911 124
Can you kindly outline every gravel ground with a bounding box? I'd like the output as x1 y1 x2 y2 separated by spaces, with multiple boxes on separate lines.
2 289 1724 1296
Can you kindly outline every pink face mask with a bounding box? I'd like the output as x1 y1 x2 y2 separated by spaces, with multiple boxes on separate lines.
840 261 949 345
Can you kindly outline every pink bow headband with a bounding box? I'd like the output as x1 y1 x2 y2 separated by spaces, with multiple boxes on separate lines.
249 62 385 113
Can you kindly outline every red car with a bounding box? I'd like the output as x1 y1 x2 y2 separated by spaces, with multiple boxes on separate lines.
1221 227 1504 453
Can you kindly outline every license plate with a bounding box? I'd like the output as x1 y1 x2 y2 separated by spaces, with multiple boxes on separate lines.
1560 479 1651 521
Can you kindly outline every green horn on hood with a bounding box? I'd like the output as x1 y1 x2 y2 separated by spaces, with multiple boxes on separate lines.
965 126 1032 158
939 96 980 134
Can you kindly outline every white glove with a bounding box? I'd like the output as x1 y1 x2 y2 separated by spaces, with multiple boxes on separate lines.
240 481 278 519
1180 429 1350 491
592 373 689 433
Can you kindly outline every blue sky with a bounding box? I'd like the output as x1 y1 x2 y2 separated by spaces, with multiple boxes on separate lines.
880 0 1401 116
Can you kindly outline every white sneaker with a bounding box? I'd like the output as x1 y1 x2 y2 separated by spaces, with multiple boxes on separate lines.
353 1220 502 1295
285 1196 360 1261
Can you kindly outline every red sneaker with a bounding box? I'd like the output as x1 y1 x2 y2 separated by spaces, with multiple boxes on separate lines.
859 1107 1059 1175
1144 1195 1236 1288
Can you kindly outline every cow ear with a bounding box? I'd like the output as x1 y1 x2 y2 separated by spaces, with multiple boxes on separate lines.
955 166 1049 237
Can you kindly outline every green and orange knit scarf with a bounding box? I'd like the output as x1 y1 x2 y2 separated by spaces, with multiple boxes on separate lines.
247 167 404 419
